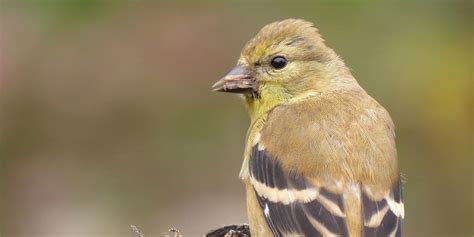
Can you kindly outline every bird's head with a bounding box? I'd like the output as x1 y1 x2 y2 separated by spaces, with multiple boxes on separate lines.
212 19 355 119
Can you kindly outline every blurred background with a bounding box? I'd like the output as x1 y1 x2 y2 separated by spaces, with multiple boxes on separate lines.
0 0 472 236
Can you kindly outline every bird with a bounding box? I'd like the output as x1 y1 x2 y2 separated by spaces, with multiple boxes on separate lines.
212 19 404 237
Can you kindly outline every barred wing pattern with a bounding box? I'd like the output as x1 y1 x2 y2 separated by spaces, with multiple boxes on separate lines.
249 144 403 237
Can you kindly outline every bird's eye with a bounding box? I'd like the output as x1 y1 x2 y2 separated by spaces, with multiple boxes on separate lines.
270 56 287 69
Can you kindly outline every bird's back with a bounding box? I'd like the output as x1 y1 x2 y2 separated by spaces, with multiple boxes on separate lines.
244 87 403 237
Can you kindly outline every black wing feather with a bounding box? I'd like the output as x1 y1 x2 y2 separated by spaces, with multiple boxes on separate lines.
362 180 404 237
250 145 348 237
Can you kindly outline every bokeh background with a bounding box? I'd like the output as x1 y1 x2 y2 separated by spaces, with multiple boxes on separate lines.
1 0 472 236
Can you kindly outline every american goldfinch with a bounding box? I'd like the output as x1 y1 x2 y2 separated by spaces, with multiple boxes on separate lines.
212 19 404 237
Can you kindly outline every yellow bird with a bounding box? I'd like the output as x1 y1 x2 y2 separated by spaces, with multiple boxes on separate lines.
212 19 404 237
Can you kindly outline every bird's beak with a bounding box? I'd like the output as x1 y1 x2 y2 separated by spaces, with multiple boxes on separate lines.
212 65 256 93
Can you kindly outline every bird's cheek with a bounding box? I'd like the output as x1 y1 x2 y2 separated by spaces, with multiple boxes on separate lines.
255 80 269 93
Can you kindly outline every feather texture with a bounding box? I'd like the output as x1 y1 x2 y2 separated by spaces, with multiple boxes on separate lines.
362 180 404 237
243 90 403 237
250 144 349 237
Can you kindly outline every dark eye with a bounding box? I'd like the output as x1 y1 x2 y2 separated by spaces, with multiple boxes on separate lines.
270 56 287 69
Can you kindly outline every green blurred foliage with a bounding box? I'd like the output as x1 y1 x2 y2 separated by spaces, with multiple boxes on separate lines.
0 1 472 236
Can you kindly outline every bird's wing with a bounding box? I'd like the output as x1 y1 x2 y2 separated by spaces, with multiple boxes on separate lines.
362 179 404 237
249 144 404 237
249 144 348 237
248 92 403 237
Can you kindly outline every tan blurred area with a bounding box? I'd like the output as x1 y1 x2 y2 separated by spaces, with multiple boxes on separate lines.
0 1 472 237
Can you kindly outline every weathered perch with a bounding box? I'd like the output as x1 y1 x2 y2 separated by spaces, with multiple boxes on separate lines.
131 224 251 237
205 224 250 237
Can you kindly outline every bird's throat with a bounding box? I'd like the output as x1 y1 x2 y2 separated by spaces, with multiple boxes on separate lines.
244 91 289 124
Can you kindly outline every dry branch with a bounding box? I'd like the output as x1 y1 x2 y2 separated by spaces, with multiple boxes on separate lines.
130 224 250 237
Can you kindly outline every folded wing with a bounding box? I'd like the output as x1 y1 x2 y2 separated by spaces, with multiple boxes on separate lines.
250 144 349 237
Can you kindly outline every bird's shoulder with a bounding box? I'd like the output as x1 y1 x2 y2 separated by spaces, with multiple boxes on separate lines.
263 89 394 139
247 89 404 237
257 89 398 193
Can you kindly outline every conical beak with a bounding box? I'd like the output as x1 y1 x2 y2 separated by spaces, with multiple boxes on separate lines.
212 65 255 93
